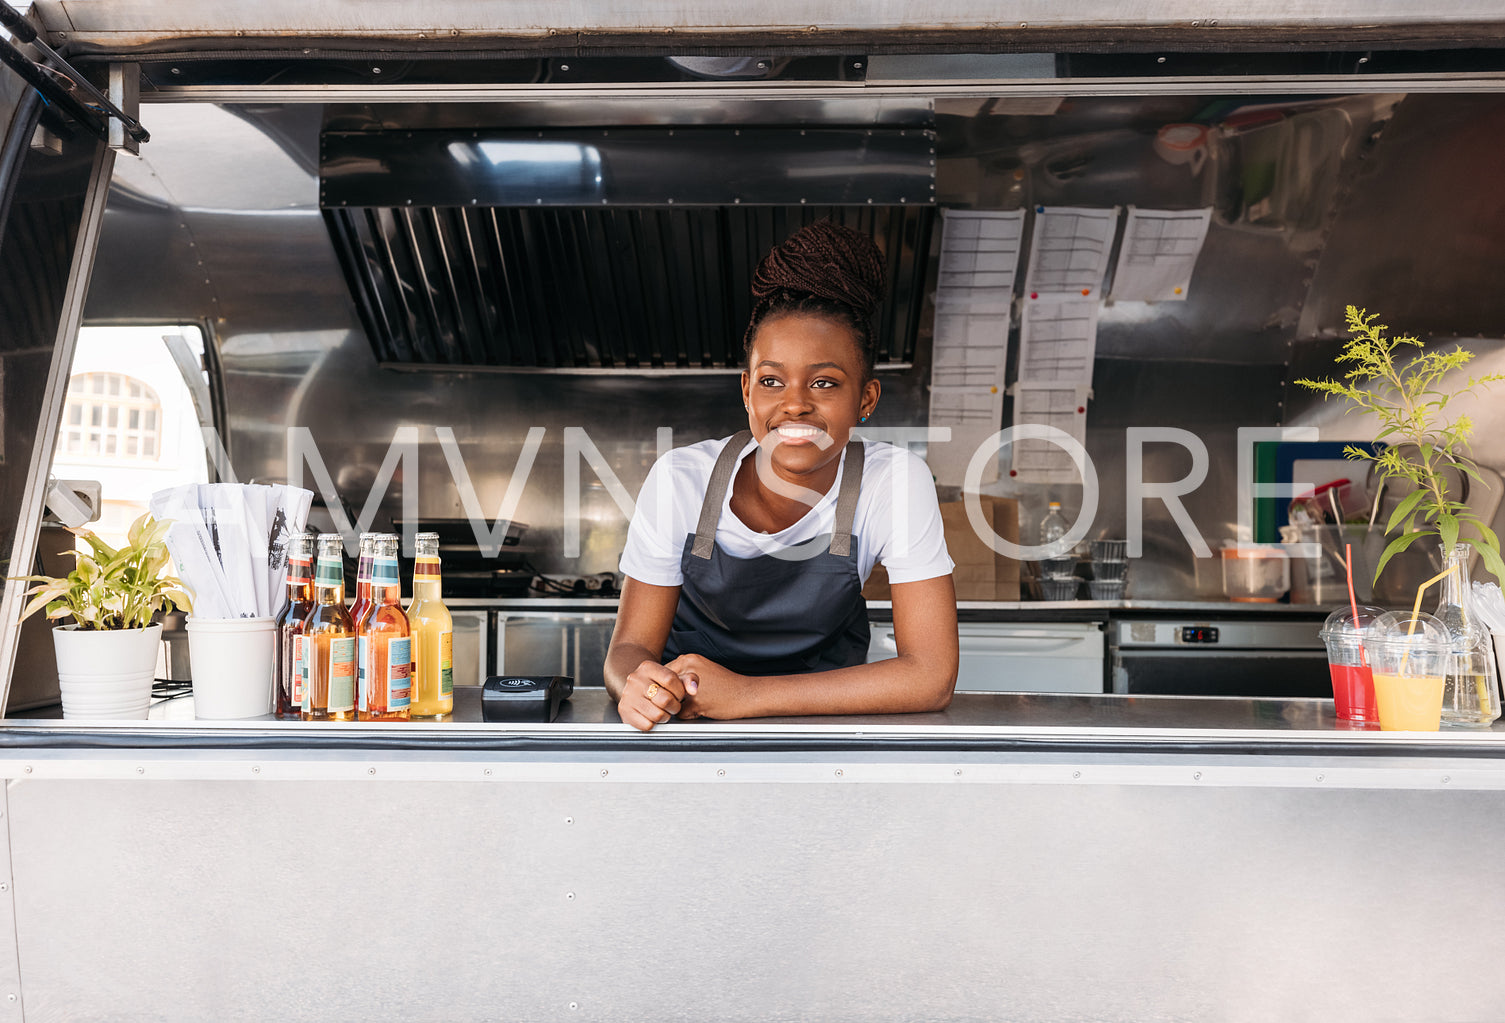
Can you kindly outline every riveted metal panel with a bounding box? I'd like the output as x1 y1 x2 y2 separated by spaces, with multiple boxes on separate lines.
2 747 1504 1022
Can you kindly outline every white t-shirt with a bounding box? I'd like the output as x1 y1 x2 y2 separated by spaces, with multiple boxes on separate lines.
620 435 954 588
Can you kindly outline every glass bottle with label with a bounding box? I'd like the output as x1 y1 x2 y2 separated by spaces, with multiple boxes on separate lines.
302 533 357 722
348 532 379 637
274 533 316 719
358 534 412 721
407 531 454 719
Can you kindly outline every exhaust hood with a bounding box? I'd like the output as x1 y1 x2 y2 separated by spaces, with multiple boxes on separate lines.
319 126 937 372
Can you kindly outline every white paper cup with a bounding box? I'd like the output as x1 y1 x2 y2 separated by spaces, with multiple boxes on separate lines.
186 616 276 719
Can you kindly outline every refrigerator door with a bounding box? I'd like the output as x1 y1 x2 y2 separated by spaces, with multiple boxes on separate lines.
869 621 1105 694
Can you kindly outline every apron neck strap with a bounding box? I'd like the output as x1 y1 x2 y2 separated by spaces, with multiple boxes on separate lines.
691 431 753 559
690 432 868 561
828 439 864 558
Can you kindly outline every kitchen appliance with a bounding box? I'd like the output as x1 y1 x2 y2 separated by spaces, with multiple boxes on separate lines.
1220 546 1290 602
870 621 1105 693
392 518 531 597
494 609 617 686
1111 617 1329 696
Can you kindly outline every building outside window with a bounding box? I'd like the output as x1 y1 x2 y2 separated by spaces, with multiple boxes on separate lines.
60 372 163 461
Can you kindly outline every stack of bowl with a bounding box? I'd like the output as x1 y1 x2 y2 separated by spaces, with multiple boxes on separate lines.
1089 539 1128 601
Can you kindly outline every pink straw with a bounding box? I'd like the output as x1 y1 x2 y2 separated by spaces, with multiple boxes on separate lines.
1345 543 1368 666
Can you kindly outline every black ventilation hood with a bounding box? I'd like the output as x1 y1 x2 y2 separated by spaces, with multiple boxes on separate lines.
319 126 936 371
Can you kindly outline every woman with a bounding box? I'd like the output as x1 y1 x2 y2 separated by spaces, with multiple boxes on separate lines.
605 220 959 731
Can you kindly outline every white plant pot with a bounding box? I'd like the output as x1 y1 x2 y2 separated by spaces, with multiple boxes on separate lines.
52 624 160 720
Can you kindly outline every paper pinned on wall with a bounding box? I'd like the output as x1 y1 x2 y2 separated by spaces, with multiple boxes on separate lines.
931 307 1010 389
925 209 1025 487
1109 206 1213 302
1018 296 1100 384
936 208 1025 310
1009 382 1092 484
927 386 1004 487
1024 206 1119 298
931 209 1019 387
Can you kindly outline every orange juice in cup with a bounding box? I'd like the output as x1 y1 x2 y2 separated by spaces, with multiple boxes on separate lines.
1371 672 1446 731
1362 610 1450 732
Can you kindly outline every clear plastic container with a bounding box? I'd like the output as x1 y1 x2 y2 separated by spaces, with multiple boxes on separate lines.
1362 610 1450 731
1039 502 1067 547
1318 604 1386 723
1287 525 1375 605
1220 545 1290 603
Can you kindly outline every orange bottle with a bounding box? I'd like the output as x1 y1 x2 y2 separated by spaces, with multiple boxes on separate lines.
274 533 315 719
358 534 411 721
301 534 356 721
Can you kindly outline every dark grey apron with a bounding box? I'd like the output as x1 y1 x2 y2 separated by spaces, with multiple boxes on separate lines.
662 430 869 676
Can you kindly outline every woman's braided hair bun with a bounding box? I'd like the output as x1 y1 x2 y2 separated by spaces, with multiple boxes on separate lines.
744 219 887 374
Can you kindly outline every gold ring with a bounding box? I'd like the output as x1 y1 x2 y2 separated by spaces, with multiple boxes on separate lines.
644 683 661 700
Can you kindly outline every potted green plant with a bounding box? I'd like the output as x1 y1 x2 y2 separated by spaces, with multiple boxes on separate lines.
1295 306 1505 585
12 513 192 718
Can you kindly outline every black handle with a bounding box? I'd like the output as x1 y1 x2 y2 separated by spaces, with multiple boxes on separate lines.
0 1 38 45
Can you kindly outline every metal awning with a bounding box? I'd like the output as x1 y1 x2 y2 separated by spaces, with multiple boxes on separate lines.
25 0 1505 52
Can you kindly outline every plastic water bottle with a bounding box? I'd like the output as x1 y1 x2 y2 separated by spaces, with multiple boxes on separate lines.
1039 501 1067 548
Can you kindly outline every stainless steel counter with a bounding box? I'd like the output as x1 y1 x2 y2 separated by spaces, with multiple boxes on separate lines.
6 688 1504 750
446 596 1344 614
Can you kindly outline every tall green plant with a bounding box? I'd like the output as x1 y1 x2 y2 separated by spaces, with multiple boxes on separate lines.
1296 306 1505 583
13 513 192 630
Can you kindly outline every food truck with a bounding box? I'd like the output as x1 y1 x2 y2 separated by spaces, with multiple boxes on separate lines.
2 2 1505 1018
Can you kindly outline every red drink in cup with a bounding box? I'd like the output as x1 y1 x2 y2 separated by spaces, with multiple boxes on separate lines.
1328 661 1377 722
1319 605 1386 724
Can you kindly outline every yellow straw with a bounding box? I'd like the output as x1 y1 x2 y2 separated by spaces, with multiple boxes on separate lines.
1400 564 1459 674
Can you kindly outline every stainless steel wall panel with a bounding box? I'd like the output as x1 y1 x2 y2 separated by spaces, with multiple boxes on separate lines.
934 93 1402 365
1299 92 1505 340
3 747 1505 1021
321 98 937 135
320 128 937 209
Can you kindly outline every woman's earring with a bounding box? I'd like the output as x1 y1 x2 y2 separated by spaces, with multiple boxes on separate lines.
859 414 869 423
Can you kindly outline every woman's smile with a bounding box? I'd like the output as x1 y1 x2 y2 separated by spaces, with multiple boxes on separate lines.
772 422 828 446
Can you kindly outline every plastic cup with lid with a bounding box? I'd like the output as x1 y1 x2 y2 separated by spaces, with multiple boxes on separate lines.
1318 604 1387 724
1361 610 1451 731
